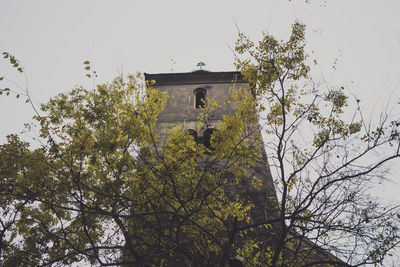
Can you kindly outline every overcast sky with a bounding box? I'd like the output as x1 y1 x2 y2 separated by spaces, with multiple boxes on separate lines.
1 0 400 205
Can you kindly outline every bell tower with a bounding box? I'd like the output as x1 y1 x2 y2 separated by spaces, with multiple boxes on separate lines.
143 70 345 266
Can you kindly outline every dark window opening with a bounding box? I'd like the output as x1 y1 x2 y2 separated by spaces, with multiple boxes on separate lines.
203 128 217 149
187 128 218 150
195 89 206 108
187 129 198 142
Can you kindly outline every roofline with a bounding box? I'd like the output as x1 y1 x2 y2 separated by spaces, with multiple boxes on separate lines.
144 70 247 86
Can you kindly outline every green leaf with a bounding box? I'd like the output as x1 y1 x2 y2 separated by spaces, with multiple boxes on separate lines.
83 60 90 65
85 66 90 70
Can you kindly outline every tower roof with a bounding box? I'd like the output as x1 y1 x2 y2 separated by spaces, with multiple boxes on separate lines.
144 70 247 86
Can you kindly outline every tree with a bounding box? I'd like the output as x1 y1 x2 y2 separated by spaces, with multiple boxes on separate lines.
1 22 400 267
0 69 264 266
234 22 400 266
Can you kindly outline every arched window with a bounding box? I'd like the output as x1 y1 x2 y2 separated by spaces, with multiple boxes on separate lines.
194 88 206 108
203 128 217 149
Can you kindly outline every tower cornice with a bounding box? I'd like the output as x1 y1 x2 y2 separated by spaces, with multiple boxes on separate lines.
144 70 247 86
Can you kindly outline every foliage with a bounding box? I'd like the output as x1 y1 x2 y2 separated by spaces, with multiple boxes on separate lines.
0 70 264 266
235 22 400 266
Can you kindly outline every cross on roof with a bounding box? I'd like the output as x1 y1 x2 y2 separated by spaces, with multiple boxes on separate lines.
196 61 205 70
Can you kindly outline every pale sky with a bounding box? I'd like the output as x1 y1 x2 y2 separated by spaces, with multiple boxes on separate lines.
1 0 400 209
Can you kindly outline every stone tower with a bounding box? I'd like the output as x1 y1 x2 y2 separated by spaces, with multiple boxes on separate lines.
144 70 344 266
144 70 278 232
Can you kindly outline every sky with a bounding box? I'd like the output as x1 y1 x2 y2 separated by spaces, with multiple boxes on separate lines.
1 0 400 213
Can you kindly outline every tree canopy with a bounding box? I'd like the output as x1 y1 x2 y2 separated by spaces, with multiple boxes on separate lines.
1 22 400 266
0 71 264 266
235 22 400 266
